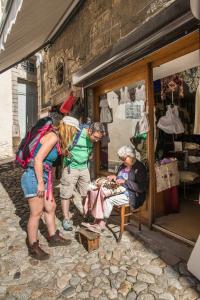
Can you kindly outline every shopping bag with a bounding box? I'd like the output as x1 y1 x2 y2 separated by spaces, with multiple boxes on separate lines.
138 113 149 135
155 160 179 193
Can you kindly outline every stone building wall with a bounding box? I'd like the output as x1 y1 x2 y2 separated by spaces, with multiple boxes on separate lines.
41 0 175 106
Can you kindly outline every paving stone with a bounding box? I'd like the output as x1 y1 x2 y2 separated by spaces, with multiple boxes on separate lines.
103 269 110 276
98 297 109 300
7 286 32 300
159 293 175 300
149 284 164 294
181 288 199 300
164 266 179 279
91 263 101 270
90 288 102 298
101 275 110 285
3 296 17 300
179 276 197 288
143 265 163 276
76 285 82 293
82 283 93 292
112 250 121 261
61 286 76 298
156 274 169 290
91 268 102 276
99 282 111 291
106 288 118 299
126 275 137 284
69 275 81 287
133 282 148 294
137 293 155 300
127 291 137 300
78 291 89 299
127 267 138 277
57 273 72 290
167 277 183 290
137 272 156 284
110 265 119 274
94 277 101 287
0 287 7 298
118 281 132 297
78 271 87 278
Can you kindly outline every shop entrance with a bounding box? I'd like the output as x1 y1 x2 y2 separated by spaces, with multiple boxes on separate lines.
93 64 153 223
153 50 200 243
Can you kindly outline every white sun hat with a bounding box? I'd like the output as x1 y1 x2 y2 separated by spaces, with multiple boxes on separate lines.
62 116 80 130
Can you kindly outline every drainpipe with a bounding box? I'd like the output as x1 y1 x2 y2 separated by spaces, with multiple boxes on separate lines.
35 53 43 119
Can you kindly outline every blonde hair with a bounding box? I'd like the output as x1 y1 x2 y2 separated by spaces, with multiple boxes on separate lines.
59 121 78 151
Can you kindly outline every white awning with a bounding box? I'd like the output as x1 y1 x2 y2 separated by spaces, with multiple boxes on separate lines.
0 0 79 73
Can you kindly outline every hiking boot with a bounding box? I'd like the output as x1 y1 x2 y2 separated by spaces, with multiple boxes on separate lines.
27 240 50 261
48 230 71 247
62 219 73 231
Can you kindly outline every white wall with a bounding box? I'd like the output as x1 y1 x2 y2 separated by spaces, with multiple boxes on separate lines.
153 50 200 80
0 70 13 159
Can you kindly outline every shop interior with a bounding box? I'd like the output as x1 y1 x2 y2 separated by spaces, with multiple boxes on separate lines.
98 80 148 173
96 48 200 243
153 50 200 243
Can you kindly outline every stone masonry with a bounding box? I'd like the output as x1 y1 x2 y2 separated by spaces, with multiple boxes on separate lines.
40 0 175 105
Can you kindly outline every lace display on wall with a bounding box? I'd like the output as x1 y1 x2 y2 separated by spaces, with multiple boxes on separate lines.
180 66 200 94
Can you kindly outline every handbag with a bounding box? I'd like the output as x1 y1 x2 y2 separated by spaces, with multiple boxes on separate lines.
130 122 146 149
138 112 149 135
155 160 179 193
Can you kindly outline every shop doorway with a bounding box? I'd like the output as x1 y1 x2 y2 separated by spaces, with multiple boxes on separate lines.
153 50 200 243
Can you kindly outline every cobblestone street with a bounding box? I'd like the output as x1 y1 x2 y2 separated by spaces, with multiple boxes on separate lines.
0 162 200 300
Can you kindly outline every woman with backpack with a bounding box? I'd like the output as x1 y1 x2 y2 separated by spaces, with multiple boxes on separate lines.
19 113 73 260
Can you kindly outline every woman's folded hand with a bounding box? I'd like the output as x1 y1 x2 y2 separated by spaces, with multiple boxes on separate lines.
116 178 125 185
107 175 117 181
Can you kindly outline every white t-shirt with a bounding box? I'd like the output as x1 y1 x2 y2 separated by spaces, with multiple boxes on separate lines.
135 85 146 101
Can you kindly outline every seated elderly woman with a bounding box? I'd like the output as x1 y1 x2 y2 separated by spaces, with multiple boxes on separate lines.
83 145 148 232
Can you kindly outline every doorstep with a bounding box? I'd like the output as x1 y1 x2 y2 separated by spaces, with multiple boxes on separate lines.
127 221 193 265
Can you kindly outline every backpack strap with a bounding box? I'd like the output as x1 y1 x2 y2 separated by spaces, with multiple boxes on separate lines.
68 123 90 151
68 128 83 151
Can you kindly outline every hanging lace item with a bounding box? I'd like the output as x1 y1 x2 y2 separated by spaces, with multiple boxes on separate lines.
157 105 184 134
99 97 112 123
161 74 184 100
180 66 200 94
194 82 200 135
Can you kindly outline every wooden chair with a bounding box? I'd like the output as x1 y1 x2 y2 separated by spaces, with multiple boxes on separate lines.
107 204 141 242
